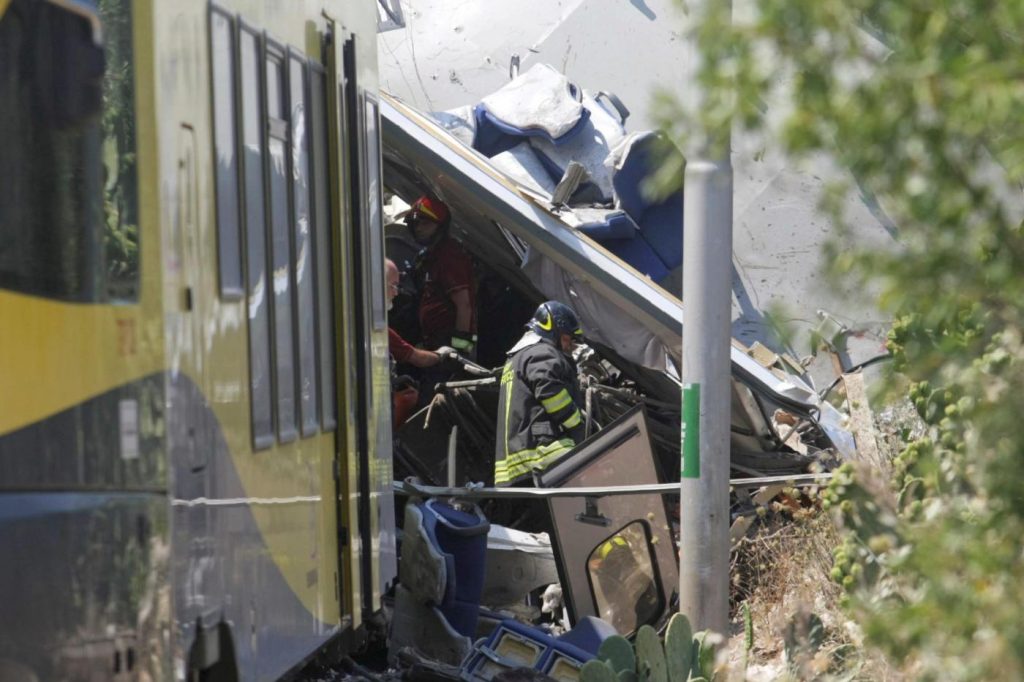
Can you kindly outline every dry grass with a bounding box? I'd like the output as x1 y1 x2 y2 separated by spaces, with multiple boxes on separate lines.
723 507 903 681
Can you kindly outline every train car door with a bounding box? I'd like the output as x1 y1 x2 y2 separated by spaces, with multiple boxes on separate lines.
539 405 679 636
324 20 361 625
167 121 220 656
172 124 213 471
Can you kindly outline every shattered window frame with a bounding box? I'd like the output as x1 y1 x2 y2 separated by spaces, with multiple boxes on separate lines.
376 0 405 32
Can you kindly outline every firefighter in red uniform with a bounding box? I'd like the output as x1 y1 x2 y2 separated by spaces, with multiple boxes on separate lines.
404 196 477 355
403 196 477 403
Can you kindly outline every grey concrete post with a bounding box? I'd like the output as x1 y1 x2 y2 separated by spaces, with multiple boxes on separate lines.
678 0 733 637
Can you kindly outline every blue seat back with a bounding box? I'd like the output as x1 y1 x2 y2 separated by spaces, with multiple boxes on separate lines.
420 499 490 637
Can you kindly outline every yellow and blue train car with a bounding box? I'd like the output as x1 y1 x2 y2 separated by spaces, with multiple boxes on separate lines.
0 0 396 679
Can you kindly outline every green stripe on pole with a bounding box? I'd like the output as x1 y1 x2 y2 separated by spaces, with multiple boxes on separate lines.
682 383 700 478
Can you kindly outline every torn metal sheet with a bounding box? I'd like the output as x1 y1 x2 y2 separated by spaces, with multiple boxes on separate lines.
482 526 559 609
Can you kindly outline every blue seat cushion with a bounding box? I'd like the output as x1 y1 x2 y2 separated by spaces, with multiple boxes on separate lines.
439 598 482 639
472 105 522 158
611 132 660 221
421 499 490 606
477 101 590 146
556 616 618 655
599 234 671 282
637 193 684 271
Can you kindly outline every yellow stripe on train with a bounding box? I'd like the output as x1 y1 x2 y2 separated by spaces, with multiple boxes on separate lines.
0 290 162 436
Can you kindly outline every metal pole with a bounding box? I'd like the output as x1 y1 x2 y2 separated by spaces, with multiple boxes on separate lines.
447 425 459 487
679 0 733 636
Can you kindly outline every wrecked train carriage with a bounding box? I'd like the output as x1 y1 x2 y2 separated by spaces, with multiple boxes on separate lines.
379 93 854 486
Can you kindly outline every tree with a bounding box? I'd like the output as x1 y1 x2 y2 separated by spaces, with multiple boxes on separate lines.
659 0 1024 677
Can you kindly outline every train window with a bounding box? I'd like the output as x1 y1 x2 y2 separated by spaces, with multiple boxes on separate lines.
364 97 387 332
309 64 337 431
239 24 274 449
209 7 244 299
265 42 298 444
586 522 663 636
289 52 319 438
0 0 138 302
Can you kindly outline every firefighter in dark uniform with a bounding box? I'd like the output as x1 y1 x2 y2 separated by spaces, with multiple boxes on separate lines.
494 301 586 486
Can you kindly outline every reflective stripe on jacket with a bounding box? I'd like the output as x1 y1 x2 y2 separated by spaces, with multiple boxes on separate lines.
494 338 585 486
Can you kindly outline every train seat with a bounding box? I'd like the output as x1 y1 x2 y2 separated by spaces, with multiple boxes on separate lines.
475 63 590 154
392 499 490 666
609 132 686 273
460 615 614 681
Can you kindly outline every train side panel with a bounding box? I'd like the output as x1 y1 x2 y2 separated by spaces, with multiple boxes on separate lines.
153 0 393 678
0 0 394 679
0 0 170 679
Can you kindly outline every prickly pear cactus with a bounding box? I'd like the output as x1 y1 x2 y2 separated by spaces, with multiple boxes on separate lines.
581 659 618 682
618 670 638 682
634 625 668 682
597 634 636 675
663 613 693 681
691 631 716 680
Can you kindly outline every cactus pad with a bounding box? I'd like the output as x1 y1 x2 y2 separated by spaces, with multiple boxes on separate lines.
692 631 716 680
598 635 636 675
663 613 693 681
581 660 619 682
634 625 668 682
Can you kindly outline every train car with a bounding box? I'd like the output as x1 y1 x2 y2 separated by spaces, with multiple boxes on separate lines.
0 0 396 679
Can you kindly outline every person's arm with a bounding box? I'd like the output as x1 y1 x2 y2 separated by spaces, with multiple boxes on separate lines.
406 347 441 369
451 287 472 334
390 328 441 369
527 351 585 444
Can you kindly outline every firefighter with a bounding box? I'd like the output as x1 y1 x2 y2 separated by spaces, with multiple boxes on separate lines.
402 195 477 405
494 301 586 486
403 195 477 355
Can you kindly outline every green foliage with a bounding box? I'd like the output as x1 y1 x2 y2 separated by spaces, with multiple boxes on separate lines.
580 615 715 682
99 0 139 299
659 0 1024 678
741 602 753 671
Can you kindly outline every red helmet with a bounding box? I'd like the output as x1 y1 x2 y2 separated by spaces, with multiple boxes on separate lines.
406 196 450 227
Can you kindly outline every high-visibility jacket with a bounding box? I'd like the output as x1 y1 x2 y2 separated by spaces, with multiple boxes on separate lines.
494 335 585 486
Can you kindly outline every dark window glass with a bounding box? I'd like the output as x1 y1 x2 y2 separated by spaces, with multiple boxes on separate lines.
239 26 273 448
364 98 386 332
289 54 318 437
309 66 336 430
210 9 243 298
0 0 138 302
586 522 663 636
265 45 297 443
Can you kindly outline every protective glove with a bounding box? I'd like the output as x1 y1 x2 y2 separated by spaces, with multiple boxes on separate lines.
434 346 465 373
450 330 477 355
